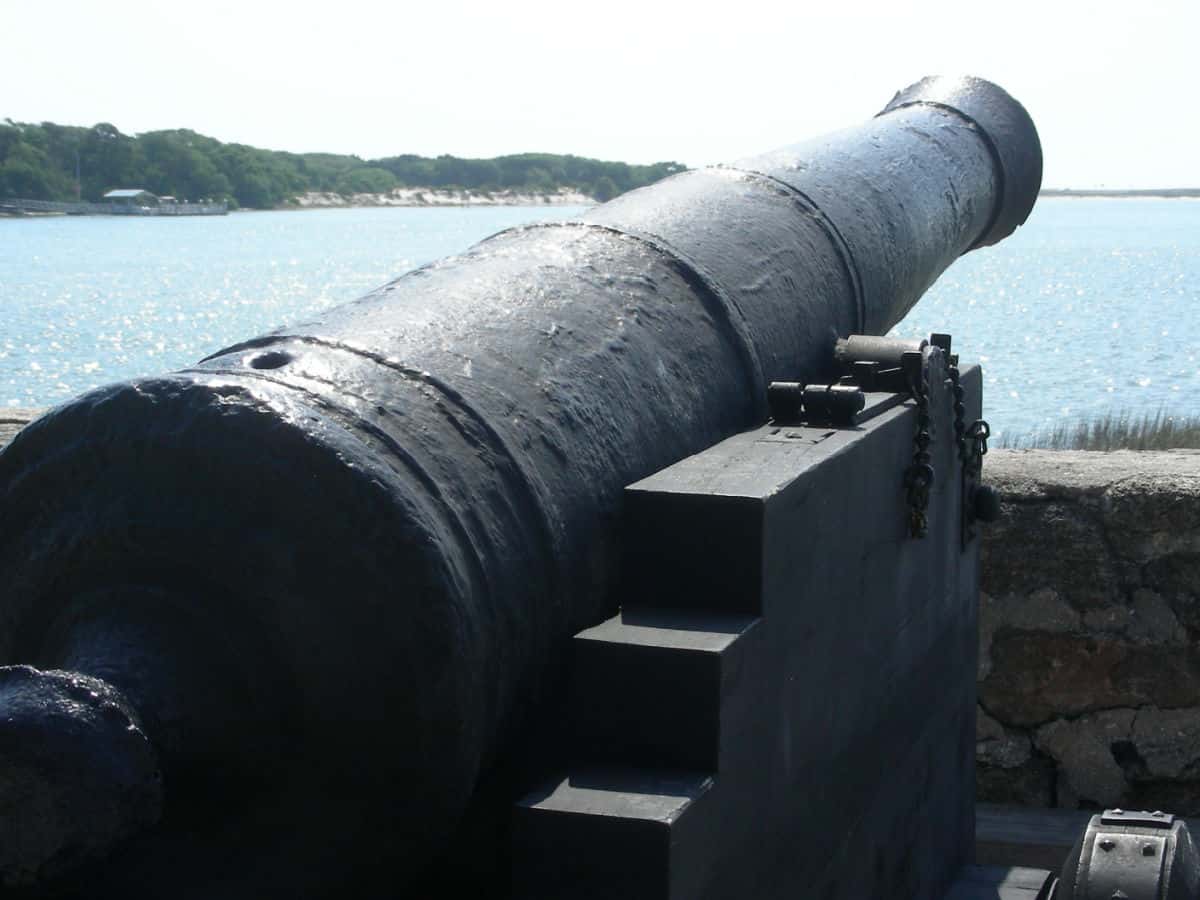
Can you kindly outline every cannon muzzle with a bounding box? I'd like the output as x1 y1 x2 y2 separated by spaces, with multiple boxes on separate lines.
0 75 1040 895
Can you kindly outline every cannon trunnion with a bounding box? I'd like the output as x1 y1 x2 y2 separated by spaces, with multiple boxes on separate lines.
0 78 1042 896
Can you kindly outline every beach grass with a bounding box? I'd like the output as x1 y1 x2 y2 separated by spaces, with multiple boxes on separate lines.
999 411 1200 451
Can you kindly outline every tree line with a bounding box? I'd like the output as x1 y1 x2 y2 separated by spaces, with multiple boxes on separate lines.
0 119 686 208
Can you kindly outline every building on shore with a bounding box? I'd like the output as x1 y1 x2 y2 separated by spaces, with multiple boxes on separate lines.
101 189 160 208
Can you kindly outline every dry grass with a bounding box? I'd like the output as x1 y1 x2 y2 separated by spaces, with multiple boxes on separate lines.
999 411 1200 451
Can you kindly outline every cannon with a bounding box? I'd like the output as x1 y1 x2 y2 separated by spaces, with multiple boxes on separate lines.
0 77 1041 897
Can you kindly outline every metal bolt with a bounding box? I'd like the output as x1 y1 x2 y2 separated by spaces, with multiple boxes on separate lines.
1099 839 1115 851
1143 843 1156 856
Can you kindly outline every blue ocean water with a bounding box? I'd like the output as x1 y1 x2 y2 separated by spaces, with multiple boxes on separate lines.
0 205 587 409
889 198 1200 441
1 199 1197 441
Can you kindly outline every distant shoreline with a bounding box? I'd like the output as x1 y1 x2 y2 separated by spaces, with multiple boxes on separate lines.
1040 188 1200 199
293 187 1200 208
0 189 598 218
7 186 1198 220
287 188 595 210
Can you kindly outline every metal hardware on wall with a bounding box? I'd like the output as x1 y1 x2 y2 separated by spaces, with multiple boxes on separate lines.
829 332 999 543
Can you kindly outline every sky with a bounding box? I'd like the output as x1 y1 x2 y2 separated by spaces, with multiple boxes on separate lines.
2 0 1197 189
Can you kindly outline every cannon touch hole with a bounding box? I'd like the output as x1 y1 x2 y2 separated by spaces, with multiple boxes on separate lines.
247 351 293 370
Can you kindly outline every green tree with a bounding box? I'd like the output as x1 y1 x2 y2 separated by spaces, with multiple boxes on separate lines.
591 175 619 202
80 123 140 199
0 116 689 206
335 166 398 194
0 141 64 199
524 166 556 193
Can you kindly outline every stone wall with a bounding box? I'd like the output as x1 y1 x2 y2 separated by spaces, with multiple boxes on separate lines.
979 449 1200 813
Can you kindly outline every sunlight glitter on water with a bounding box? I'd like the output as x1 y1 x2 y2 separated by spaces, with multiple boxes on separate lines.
889 198 1200 441
0 206 587 408
2 199 1199 442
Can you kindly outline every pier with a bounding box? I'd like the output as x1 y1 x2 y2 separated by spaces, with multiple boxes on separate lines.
0 198 227 217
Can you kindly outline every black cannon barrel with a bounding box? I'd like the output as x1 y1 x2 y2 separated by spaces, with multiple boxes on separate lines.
0 76 1040 893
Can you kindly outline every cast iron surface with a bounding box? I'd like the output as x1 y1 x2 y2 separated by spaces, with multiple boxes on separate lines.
0 76 1041 894
1057 810 1200 900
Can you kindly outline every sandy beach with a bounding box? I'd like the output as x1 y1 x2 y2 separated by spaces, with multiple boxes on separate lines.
290 187 595 209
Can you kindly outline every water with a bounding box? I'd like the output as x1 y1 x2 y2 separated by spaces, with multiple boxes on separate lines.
889 198 1200 441
2 199 1198 441
0 206 588 407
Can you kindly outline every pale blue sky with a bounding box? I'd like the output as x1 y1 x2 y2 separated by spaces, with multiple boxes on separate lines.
2 0 1196 188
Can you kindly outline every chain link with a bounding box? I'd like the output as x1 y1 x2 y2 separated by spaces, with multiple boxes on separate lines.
968 419 990 458
904 356 934 538
904 348 991 540
948 362 968 463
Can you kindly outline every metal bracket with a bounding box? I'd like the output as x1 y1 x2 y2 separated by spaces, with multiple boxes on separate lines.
1056 808 1200 900
781 332 999 545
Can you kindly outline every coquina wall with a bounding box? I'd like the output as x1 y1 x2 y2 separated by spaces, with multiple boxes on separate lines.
979 448 1200 813
3 410 1198 813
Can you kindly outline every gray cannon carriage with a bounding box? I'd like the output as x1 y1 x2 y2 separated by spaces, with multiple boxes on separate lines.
5 75 1179 900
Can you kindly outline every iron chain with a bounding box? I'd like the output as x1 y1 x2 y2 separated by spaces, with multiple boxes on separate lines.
948 362 968 462
904 358 934 538
905 348 990 539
